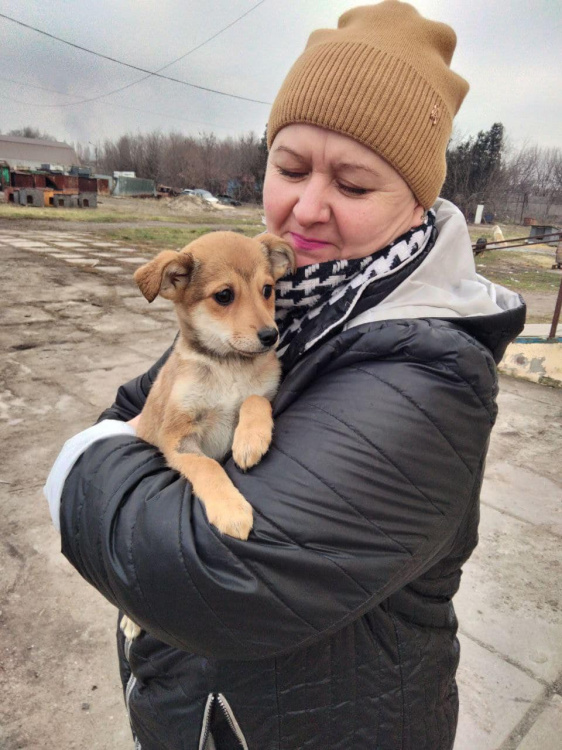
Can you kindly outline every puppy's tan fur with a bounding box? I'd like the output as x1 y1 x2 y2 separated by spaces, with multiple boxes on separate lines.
120 231 295 640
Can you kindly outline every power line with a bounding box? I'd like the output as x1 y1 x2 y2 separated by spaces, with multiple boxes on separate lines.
35 0 269 107
0 79 241 132
0 11 272 106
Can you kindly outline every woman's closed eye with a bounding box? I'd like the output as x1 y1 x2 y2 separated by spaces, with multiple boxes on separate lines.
276 166 307 180
277 166 370 196
338 183 369 196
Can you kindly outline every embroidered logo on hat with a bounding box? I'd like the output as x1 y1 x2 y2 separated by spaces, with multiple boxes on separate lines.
430 104 441 125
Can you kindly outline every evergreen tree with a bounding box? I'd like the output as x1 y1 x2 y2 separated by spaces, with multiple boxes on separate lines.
8 126 58 141
442 122 505 216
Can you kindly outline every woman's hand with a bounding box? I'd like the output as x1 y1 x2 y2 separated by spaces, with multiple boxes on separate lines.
128 414 142 431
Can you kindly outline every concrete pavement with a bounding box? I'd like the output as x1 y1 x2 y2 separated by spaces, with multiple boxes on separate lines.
1 227 561 749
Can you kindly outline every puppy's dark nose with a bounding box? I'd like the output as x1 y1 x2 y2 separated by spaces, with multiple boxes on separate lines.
257 327 279 347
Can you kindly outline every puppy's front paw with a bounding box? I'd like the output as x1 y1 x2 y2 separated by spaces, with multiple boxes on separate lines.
120 614 142 641
232 429 271 471
205 489 254 540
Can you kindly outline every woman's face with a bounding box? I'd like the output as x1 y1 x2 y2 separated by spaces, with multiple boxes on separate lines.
263 124 424 268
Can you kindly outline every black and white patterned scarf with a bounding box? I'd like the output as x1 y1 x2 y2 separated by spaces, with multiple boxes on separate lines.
275 209 437 368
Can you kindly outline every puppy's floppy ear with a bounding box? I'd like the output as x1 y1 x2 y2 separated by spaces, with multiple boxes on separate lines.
134 250 194 302
259 233 296 281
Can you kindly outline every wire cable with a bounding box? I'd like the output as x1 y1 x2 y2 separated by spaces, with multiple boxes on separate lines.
36 0 269 107
0 80 240 131
0 11 271 106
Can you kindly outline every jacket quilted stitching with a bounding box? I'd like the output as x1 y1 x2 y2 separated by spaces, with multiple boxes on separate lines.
60 299 523 750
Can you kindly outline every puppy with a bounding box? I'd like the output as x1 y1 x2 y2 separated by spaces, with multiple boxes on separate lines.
120 231 295 639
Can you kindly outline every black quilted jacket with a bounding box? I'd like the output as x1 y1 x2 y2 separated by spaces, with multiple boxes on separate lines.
60 304 524 750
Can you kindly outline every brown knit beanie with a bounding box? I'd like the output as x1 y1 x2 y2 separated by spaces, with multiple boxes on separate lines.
267 0 469 208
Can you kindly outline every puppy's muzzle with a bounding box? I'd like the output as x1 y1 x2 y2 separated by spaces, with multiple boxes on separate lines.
257 327 279 348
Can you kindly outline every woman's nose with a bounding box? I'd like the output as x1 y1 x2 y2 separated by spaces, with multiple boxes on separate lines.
292 177 330 227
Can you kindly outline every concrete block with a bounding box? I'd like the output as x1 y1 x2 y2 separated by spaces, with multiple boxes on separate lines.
78 192 97 208
50 241 87 248
455 635 543 750
516 694 562 750
11 340 148 378
122 295 172 313
62 257 99 267
88 310 170 336
126 331 177 362
53 362 152 411
5 240 50 249
455 504 562 682
500 340 562 387
2 306 54 324
5 188 19 204
486 382 562 486
42 300 104 320
18 188 45 207
481 461 562 536
94 266 123 274
52 193 72 208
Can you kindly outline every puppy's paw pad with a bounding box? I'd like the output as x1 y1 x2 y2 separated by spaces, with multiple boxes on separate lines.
208 494 254 540
120 615 142 641
232 431 271 471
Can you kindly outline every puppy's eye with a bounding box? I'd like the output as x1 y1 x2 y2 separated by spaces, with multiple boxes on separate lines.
263 285 273 300
214 289 234 306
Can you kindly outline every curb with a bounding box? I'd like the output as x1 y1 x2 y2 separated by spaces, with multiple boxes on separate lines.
499 337 562 387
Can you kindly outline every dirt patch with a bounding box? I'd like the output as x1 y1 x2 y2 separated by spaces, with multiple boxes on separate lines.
165 193 223 215
518 291 561 322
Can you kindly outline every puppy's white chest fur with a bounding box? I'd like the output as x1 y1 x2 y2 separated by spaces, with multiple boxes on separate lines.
171 353 280 461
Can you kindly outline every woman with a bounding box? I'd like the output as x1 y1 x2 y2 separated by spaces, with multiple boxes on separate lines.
45 2 525 748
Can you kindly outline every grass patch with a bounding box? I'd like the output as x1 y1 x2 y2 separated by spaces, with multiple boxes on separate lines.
475 249 560 293
0 203 265 227
97 224 264 249
0 204 163 223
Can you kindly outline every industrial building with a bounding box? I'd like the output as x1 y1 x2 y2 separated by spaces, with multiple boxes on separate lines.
0 134 78 171
0 135 156 207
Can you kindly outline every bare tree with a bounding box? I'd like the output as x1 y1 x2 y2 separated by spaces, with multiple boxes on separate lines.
500 144 562 223
535 147 562 218
90 127 270 202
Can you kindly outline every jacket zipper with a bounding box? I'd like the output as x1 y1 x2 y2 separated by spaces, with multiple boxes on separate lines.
216 693 249 750
198 693 215 750
198 693 249 750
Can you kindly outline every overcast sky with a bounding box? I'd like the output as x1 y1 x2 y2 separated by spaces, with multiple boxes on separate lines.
0 0 560 152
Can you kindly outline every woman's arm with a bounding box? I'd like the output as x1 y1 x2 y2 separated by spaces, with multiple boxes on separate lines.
59 324 497 660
